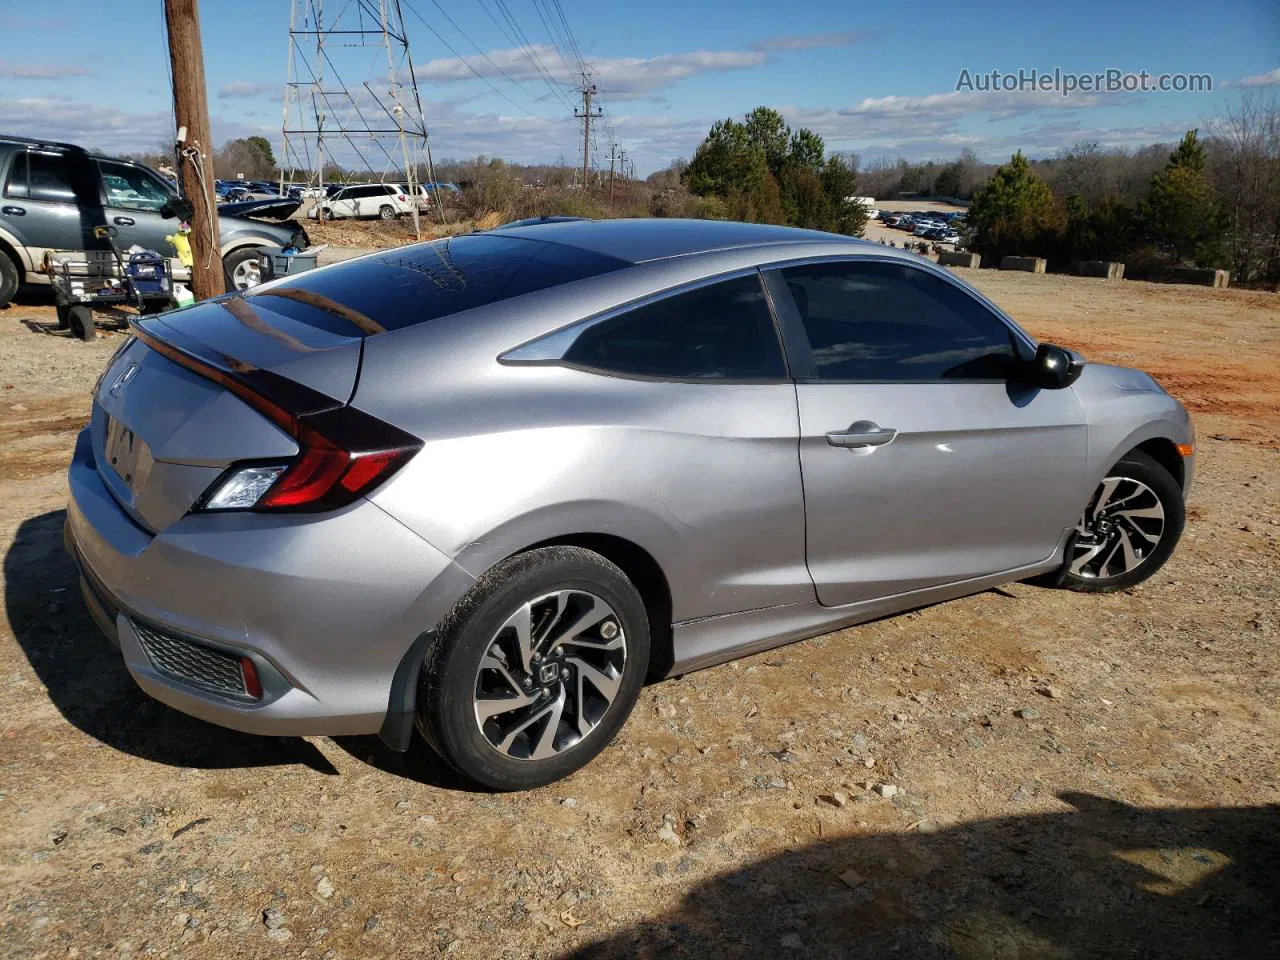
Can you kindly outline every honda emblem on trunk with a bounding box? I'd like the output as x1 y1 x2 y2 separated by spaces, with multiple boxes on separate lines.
109 363 140 397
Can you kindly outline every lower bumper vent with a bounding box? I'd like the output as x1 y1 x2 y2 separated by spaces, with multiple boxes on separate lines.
133 620 254 699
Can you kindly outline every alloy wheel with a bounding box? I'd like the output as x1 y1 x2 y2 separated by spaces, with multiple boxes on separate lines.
231 258 262 290
1070 476 1166 580
472 590 625 761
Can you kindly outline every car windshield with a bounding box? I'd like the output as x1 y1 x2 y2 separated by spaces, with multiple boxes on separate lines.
243 233 629 336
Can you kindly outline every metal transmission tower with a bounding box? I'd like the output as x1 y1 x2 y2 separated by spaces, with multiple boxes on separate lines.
280 0 435 235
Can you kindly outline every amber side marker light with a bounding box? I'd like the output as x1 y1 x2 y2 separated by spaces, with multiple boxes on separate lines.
1175 443 1195 457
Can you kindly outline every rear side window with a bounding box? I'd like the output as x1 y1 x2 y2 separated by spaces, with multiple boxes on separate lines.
2 152 27 198
564 274 785 380
5 151 78 203
780 260 1019 381
246 234 629 335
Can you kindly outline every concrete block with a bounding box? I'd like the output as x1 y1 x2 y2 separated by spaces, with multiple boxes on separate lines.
939 250 981 268
1079 260 1125 280
999 256 1047 273
1171 267 1230 288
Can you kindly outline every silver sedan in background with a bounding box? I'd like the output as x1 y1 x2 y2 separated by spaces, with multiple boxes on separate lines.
65 219 1193 789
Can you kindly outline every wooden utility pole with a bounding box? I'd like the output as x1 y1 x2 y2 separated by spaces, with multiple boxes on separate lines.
606 141 621 206
164 0 223 299
573 77 601 191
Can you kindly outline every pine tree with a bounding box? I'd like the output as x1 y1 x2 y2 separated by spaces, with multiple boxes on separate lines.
966 152 1065 262
1142 130 1225 266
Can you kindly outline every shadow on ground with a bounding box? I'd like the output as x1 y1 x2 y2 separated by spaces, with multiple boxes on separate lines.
4 510 336 774
569 792 1279 959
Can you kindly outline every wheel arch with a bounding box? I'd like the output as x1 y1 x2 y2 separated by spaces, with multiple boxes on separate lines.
518 532 675 681
1129 437 1184 489
0 234 26 283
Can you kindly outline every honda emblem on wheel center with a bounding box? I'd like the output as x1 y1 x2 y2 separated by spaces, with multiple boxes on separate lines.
538 662 559 685
108 362 140 397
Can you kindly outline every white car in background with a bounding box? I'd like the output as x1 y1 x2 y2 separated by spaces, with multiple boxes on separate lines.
308 183 417 221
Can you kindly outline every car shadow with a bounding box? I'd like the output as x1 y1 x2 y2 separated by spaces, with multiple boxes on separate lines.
567 792 1280 959
4 510 337 774
329 734 479 792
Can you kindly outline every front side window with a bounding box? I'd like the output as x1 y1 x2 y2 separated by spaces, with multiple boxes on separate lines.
564 274 785 380
98 160 172 212
779 260 1019 381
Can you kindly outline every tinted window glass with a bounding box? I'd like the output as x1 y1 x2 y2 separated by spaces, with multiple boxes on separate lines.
98 159 173 211
3 152 27 198
246 234 628 335
780 261 1018 380
27 152 77 203
564 274 785 380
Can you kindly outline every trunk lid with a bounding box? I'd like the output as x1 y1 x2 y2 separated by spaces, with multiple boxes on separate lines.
92 293 364 532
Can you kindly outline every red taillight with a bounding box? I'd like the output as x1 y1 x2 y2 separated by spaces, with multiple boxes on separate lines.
131 318 421 513
240 657 263 699
256 427 416 511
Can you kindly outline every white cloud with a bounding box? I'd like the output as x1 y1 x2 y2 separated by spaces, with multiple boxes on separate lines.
1236 67 1280 88
0 60 90 80
415 45 767 100
218 81 280 100
749 31 874 52
0 96 270 155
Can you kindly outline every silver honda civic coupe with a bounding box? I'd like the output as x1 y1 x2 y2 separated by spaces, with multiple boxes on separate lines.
65 219 1194 789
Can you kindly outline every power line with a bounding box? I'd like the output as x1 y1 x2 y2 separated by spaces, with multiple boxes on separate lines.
416 0 550 107
400 0 543 117
491 0 576 105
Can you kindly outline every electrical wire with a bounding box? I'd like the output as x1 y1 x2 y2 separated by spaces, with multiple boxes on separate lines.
400 0 543 117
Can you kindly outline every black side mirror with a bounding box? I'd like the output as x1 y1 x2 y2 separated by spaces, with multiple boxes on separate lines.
161 196 195 221
1023 342 1085 389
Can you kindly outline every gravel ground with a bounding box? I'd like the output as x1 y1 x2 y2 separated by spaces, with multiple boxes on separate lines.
0 269 1276 959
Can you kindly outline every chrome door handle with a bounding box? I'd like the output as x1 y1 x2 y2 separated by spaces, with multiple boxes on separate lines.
113 216 135 226
1 205 25 216
825 421 898 448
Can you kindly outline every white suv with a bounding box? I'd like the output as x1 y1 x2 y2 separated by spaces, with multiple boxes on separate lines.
309 183 416 221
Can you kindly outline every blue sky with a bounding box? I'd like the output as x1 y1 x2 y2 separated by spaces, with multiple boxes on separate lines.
0 0 1276 175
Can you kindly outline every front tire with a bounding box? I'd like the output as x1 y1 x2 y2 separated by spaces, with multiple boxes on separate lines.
0 251 18 308
416 546 650 791
1060 450 1185 593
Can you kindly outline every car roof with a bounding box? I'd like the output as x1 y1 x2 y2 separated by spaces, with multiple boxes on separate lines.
493 217 864 265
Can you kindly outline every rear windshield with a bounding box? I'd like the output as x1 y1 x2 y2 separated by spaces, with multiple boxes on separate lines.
244 233 628 336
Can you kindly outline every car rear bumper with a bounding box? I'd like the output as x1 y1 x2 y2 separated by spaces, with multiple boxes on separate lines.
65 427 474 737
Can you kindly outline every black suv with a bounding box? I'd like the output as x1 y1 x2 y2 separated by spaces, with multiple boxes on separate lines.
0 135 308 307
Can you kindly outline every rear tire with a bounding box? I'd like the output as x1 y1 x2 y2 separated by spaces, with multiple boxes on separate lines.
1059 450 1185 593
222 248 262 292
378 204 396 220
416 546 650 791
67 305 97 341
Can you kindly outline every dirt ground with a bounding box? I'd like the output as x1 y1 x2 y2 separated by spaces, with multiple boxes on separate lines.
0 269 1277 960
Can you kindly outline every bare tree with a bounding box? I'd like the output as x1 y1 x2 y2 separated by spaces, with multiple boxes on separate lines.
1207 91 1280 286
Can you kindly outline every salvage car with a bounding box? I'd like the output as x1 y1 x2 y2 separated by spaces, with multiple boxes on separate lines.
0 135 308 305
65 219 1193 790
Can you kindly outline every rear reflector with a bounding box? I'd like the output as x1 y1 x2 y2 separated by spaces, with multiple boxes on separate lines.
240 657 263 699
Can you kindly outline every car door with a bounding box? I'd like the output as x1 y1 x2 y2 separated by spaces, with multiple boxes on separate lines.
0 147 102 271
765 258 1088 607
96 158 178 255
549 270 811 620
